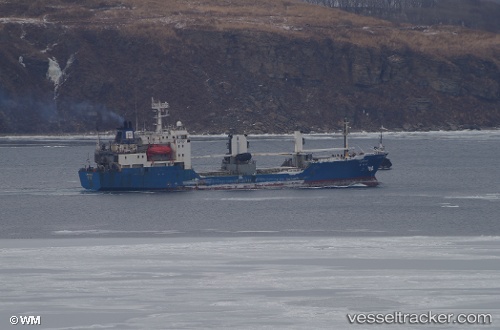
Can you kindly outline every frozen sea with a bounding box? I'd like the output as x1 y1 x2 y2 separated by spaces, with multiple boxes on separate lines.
0 130 499 329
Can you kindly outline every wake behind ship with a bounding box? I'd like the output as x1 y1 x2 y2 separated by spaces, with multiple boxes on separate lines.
79 99 388 191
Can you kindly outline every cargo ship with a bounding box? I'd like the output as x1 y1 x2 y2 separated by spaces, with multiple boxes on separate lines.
79 99 388 191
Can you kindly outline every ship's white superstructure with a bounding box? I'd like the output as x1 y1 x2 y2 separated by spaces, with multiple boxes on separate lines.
94 99 192 170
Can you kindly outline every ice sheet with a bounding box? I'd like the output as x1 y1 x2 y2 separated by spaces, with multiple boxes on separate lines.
1 236 499 329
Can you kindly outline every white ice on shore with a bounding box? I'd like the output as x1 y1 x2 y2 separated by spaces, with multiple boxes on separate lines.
1 129 499 142
1 236 499 329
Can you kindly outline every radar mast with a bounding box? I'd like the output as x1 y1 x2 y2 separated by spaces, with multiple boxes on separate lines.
151 98 170 133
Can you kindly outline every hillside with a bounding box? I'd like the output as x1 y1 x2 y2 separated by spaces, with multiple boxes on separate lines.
0 0 499 133
305 0 500 33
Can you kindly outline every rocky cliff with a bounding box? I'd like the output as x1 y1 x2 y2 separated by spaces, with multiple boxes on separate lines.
0 0 499 133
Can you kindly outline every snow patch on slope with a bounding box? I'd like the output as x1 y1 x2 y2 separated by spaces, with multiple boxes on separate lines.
18 56 25 67
46 57 62 86
46 54 76 99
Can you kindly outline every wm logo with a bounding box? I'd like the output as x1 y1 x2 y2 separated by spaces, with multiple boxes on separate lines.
19 316 41 325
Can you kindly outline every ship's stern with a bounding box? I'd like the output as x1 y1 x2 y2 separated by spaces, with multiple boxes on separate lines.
78 168 101 191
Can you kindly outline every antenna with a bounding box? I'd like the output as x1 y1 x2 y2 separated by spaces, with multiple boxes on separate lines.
379 125 387 150
135 98 138 132
96 123 101 149
343 117 349 158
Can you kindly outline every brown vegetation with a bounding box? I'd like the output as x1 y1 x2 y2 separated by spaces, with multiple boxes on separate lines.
0 0 499 133
4 0 498 61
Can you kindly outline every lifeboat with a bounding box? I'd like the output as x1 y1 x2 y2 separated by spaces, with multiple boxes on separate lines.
147 144 172 158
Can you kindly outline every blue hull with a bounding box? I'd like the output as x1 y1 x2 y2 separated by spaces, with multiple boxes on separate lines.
79 154 386 191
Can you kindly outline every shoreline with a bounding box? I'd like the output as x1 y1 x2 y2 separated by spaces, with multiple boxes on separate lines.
1 127 500 141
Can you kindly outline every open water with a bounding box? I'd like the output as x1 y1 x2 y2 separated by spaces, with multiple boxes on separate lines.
0 131 499 329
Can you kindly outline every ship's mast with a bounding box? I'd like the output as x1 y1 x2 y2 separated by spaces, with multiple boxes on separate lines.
343 117 349 158
378 126 387 151
95 123 101 150
294 131 304 153
151 98 170 133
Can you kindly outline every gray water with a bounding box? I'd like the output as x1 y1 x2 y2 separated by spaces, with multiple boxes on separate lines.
0 131 499 329
0 131 499 238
